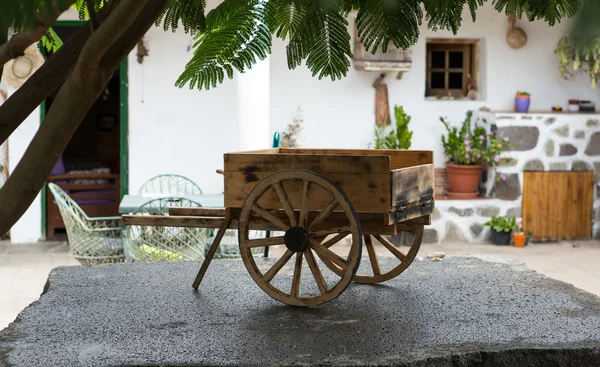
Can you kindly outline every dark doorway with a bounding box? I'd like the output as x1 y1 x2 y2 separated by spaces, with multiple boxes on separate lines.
44 24 124 240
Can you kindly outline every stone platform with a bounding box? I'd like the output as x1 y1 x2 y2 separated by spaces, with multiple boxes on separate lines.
2 256 600 366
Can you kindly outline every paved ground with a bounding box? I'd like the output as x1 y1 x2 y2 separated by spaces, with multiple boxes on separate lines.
2 257 600 366
1 239 599 331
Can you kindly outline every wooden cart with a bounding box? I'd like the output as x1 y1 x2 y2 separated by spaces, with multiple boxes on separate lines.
124 148 434 306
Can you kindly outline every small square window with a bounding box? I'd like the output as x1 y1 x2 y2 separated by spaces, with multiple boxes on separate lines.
426 39 479 98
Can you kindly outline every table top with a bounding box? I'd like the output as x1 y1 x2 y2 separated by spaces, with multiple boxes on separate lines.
119 194 225 214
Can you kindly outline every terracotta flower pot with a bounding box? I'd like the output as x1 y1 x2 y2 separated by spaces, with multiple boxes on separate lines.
446 164 483 199
513 232 527 248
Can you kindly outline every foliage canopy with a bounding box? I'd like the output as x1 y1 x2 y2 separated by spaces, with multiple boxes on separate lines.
2 0 586 91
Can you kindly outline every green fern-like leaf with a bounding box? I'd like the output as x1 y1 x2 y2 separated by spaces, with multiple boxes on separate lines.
286 4 352 80
492 0 581 26
176 0 270 90
467 0 485 21
421 0 467 33
71 0 106 20
156 0 206 34
356 0 422 53
39 27 63 53
305 11 352 80
2 0 76 33
265 0 307 39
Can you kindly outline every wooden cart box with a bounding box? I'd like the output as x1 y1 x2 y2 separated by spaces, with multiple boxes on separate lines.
223 148 434 224
124 148 435 306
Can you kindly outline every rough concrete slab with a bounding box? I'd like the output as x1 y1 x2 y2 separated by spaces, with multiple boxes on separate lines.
2 256 600 366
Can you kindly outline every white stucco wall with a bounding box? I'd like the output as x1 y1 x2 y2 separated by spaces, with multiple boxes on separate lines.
127 26 240 196
7 106 42 243
270 5 599 163
7 3 600 242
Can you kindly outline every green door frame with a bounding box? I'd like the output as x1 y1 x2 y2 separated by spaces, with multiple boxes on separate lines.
40 20 129 238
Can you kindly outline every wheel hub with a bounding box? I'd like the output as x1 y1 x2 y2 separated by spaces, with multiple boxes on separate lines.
284 226 309 253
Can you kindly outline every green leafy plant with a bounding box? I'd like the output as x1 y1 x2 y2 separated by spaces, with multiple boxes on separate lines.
483 216 517 233
555 35 600 89
440 111 514 169
373 105 412 150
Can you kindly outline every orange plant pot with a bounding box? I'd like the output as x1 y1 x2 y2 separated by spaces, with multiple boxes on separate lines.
446 164 483 199
513 232 527 248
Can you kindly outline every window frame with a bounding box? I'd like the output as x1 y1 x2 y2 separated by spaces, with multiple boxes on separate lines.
426 39 479 98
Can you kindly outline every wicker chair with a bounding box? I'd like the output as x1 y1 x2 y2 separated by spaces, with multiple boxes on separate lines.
47 183 124 266
138 174 202 197
124 197 208 262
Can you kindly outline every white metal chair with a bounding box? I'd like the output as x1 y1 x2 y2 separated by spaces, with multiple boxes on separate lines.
138 174 202 197
47 183 124 265
124 197 208 262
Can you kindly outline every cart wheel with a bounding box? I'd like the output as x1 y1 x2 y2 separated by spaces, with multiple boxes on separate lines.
238 170 362 306
319 225 423 284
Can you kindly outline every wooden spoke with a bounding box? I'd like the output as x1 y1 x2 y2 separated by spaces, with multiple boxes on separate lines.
252 204 289 231
374 234 406 260
274 182 297 227
246 236 285 248
321 232 349 249
351 225 424 285
304 248 328 295
263 250 294 282
299 180 310 228
311 226 351 238
364 235 381 276
309 238 348 269
290 253 303 297
238 170 362 306
308 198 338 231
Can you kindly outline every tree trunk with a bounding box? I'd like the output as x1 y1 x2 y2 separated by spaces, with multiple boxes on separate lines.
0 13 109 145
0 0 169 237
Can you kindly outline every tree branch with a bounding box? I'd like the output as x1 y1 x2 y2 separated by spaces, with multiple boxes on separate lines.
0 0 169 236
0 13 109 144
86 0 99 30
0 0 77 68
0 29 7 83
81 0 150 67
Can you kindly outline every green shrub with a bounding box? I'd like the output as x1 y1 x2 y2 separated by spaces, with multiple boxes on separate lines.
373 105 412 150
483 216 516 232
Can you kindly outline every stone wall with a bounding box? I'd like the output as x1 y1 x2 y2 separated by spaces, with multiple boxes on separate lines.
427 111 600 243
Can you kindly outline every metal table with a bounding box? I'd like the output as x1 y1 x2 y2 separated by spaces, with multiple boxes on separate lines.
118 194 224 214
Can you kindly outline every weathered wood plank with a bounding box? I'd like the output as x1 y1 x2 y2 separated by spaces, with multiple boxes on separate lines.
224 152 391 174
278 148 433 169
389 164 434 223
224 172 390 212
169 207 227 217
131 209 427 235
523 171 593 241
123 215 224 228
391 164 435 204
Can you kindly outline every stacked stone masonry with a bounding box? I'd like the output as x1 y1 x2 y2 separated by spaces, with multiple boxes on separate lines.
425 112 600 243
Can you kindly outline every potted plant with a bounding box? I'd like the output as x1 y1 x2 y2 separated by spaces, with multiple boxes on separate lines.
514 91 531 113
373 105 413 150
513 219 526 248
483 216 516 246
440 111 514 199
555 35 600 89
525 230 533 246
